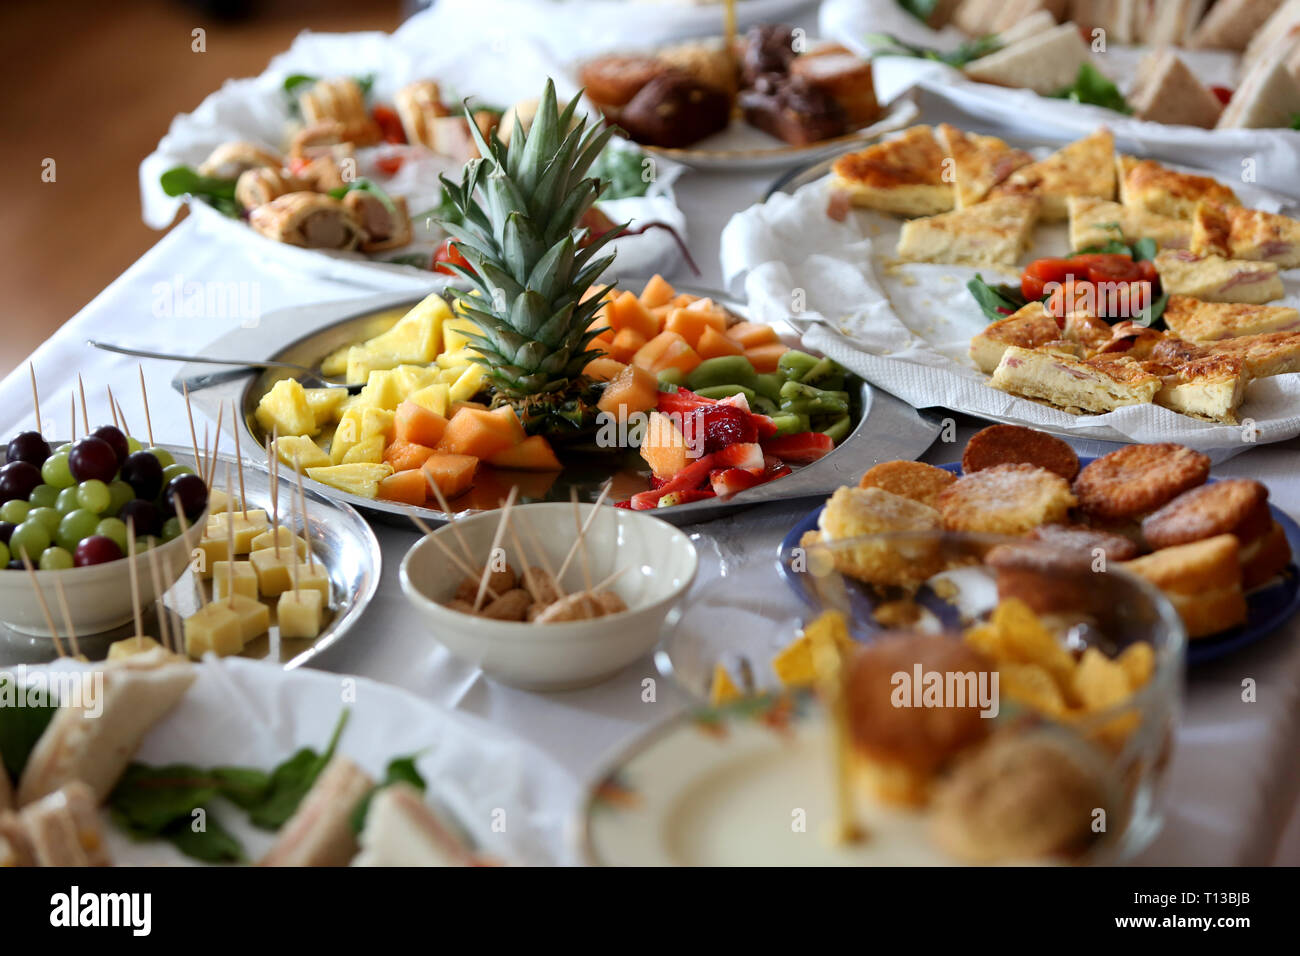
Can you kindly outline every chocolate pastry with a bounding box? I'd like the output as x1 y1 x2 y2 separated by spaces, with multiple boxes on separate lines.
740 23 797 85
578 55 669 111
617 72 732 148
739 74 846 147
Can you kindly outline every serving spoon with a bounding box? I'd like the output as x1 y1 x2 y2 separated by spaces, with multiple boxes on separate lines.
88 340 362 394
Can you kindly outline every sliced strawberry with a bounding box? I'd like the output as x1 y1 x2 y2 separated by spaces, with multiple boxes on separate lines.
761 432 834 464
649 475 668 490
615 499 634 510
718 392 751 413
712 442 764 470
765 455 793 480
631 453 718 508
710 468 766 496
629 491 660 510
656 489 717 507
656 387 716 417
751 413 778 440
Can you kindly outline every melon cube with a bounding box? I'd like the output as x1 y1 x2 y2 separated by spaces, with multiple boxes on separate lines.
395 400 448 447
639 274 676 309
421 453 477 500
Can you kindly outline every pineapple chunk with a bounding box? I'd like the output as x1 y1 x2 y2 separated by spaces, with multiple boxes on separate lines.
255 379 317 438
342 434 385 464
306 463 393 499
304 388 348 427
441 316 484 354
393 364 442 394
275 435 330 471
449 363 489 403
407 383 451 417
363 294 448 363
320 345 350 377
352 369 405 412
435 348 479 369
330 407 395 463
345 346 402 385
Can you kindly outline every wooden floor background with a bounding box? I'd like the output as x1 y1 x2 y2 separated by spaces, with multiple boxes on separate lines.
0 0 403 376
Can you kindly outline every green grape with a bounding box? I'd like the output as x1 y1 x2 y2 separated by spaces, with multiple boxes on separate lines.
9 521 51 562
0 541 8 566
108 480 134 514
162 463 194 485
95 517 128 552
126 436 143 453
162 517 182 542
76 479 112 514
41 452 75 489
134 536 153 553
29 484 59 509
55 487 80 514
28 507 61 534
149 447 176 468
38 546 73 571
0 500 31 524
57 509 100 552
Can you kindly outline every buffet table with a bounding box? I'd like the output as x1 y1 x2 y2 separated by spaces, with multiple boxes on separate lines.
4 161 1299 865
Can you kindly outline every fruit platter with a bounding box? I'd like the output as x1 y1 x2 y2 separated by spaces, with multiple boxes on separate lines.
172 85 941 524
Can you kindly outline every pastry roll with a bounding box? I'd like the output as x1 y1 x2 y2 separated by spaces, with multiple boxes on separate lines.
249 192 363 250
298 152 354 193
235 167 308 211
394 80 449 150
342 190 412 252
19 782 111 866
298 77 381 147
197 141 283 180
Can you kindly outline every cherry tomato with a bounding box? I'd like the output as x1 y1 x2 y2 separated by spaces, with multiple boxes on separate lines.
433 238 472 276
1135 259 1159 283
1085 259 1141 284
1045 278 1091 319
287 156 311 177
1021 257 1078 301
372 106 406 144
1210 85 1233 106
374 155 405 176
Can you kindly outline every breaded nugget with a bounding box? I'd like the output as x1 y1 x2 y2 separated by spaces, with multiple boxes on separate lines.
847 634 993 805
961 425 1080 481
1241 522 1293 590
858 459 957 508
1027 523 1141 561
984 540 1097 616
1142 479 1271 550
1072 443 1210 522
938 464 1077 535
1122 534 1246 638
817 486 942 588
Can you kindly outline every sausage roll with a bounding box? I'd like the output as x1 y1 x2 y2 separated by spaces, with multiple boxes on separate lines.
394 80 449 150
298 77 381 147
197 141 283 180
235 167 309 211
249 192 363 250
343 190 412 252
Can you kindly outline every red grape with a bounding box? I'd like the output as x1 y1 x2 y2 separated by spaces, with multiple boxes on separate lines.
121 451 163 500
74 534 123 566
90 425 129 464
120 499 162 538
163 474 208 521
68 436 118 484
0 522 13 545
0 461 42 503
7 431 51 467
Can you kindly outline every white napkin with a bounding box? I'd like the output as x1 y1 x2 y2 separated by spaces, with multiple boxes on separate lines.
721 175 1300 453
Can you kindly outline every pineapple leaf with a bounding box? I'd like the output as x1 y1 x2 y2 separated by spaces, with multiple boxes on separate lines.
509 289 554 339
502 213 546 284
526 236 576 300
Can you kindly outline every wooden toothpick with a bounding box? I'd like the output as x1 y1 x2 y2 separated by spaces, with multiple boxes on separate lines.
516 511 566 599
182 382 201 479
107 386 120 431
172 497 203 609
229 401 247 515
292 462 317 572
424 473 477 570
114 397 132 439
267 428 281 558
208 404 224 488
28 363 41 435
138 365 155 446
555 481 611 586
224 463 236 608
77 374 89 434
20 553 66 659
403 507 502 601
474 487 518 612
51 576 82 660
125 516 144 638
146 542 172 654
571 488 593 593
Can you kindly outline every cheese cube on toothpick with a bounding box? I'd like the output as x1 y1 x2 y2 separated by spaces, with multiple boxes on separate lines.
184 603 244 658
277 590 323 638
107 636 165 660
205 509 269 553
225 593 270 642
212 560 259 600
250 527 308 556
249 548 296 596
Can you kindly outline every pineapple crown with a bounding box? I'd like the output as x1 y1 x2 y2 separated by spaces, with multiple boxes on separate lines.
435 79 626 398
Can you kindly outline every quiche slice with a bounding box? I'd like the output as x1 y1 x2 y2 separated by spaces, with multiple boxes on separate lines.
896 196 1039 268
989 128 1116 222
969 301 1062 374
830 125 953 217
1154 252 1284 305
1151 331 1300 379
1148 355 1250 425
989 347 1161 414
935 123 1032 209
1162 294 1300 342
1066 197 1191 252
1115 155 1238 219
1191 201 1300 268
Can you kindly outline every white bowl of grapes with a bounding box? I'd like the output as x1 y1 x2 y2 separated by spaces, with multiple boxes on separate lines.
0 426 209 636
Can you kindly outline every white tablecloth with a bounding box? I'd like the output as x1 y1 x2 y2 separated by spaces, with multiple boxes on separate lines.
3 120 1299 870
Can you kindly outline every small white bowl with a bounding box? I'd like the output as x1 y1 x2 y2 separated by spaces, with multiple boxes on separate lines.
400 502 698 691
0 506 208 637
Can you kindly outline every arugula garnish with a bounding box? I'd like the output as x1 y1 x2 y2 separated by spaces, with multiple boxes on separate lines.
328 178 398 215
897 0 943 24
590 146 654 200
967 274 1029 322
1051 63 1131 114
866 31 1002 68
159 165 240 218
349 753 427 834
1074 236 1158 261
0 675 58 784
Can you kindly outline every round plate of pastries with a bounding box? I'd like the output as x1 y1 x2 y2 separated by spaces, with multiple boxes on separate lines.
729 121 1300 447
576 24 920 170
779 424 1299 665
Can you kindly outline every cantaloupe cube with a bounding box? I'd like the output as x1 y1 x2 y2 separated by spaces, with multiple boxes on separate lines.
589 330 616 354
597 364 659 419
664 307 726 348
450 400 489 414
609 328 647 363
421 453 477 500
640 410 689 479
448 362 489 403
394 400 448 447
490 405 526 445
609 291 660 340
342 435 385 464
744 343 790 373
583 357 627 381
487 435 562 471
275 435 331 471
639 274 676 309
636 331 701 376
696 326 744 359
383 438 437 472
726 321 780 349
407 383 450 417
437 409 516 460
377 468 429 505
